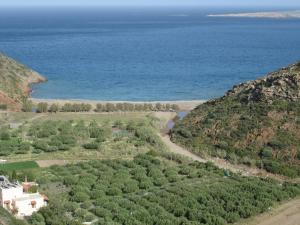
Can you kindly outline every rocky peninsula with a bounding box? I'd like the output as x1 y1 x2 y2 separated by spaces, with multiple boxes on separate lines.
0 53 46 111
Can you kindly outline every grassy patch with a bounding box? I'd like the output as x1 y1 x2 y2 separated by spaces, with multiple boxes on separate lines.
0 161 39 171
0 112 165 161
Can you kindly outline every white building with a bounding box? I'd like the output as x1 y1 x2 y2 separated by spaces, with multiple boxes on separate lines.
0 176 47 218
0 159 7 164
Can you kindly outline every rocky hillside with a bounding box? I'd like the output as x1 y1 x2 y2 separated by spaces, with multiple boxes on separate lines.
225 62 300 103
0 53 46 111
171 61 300 177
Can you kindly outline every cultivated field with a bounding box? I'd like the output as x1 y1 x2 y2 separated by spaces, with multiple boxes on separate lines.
0 112 165 163
0 110 299 225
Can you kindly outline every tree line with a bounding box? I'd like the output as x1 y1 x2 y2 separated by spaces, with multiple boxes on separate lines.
22 101 180 113
95 102 179 112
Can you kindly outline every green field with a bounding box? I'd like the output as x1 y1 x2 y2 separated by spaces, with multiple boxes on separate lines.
0 161 39 171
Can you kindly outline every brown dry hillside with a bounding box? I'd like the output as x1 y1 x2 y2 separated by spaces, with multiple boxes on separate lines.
0 53 46 111
171 61 300 178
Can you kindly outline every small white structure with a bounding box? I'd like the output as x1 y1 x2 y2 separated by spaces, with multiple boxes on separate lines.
0 176 47 218
9 123 23 129
0 159 7 164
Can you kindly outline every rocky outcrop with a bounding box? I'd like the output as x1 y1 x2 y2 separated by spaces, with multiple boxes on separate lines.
0 53 46 111
225 62 300 103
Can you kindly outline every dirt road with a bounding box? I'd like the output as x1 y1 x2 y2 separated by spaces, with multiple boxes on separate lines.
241 198 300 225
159 132 284 180
159 134 207 163
155 109 286 180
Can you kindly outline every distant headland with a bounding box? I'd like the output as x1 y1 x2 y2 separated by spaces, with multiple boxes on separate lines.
0 53 46 111
208 10 300 19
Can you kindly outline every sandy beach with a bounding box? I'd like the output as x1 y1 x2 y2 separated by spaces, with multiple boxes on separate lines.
30 98 206 111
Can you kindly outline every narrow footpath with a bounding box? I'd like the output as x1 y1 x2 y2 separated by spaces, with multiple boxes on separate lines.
159 132 285 180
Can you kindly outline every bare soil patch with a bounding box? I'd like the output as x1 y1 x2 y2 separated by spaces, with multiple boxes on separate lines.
36 160 70 167
240 198 300 225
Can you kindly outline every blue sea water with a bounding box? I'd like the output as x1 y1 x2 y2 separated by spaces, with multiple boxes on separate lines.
1 7 300 101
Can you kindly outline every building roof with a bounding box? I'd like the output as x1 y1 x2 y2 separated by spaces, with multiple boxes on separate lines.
14 193 43 202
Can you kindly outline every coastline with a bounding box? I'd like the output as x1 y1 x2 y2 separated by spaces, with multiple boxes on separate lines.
30 98 206 111
208 10 300 19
